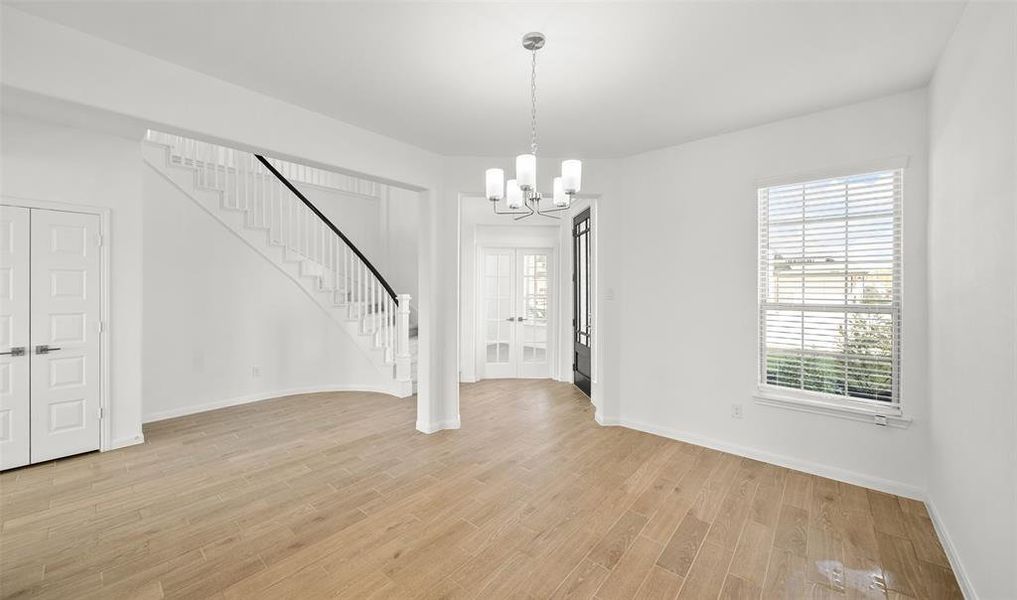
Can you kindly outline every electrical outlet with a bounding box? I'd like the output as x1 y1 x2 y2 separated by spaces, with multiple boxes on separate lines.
731 403 743 419
252 366 261 378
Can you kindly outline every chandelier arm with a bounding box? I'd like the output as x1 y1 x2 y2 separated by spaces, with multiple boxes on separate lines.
535 203 566 219
492 202 530 217
512 196 537 221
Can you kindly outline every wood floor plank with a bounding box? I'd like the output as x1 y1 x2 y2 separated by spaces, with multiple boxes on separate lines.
720 574 763 600
773 505 809 558
874 532 925 598
550 558 610 600
761 549 808 599
0 381 961 600
900 512 950 568
633 565 684 600
656 513 710 577
728 520 773 587
676 542 734 599
586 510 647 570
867 491 908 538
594 535 661 599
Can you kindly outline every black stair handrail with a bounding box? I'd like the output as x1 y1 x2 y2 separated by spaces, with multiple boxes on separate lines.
255 154 399 305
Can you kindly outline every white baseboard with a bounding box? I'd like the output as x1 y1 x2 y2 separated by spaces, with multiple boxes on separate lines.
606 416 925 500
143 384 404 423
925 498 977 599
416 416 461 434
107 434 145 450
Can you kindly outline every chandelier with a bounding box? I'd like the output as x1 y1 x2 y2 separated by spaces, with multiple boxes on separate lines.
485 32 582 219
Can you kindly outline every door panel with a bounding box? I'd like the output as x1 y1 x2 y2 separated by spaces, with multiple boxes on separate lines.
0 206 31 470
482 249 516 379
573 209 592 396
517 250 551 378
30 210 101 463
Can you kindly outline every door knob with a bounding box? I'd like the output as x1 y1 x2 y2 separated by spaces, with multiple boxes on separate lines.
505 317 517 322
0 347 25 357
35 345 62 355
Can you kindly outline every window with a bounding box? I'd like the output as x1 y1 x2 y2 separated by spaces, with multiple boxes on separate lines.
758 169 902 408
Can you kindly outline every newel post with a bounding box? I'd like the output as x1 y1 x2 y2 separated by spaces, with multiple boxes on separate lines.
395 294 412 381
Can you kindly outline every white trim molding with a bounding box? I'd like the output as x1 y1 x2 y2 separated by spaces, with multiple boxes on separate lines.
755 154 911 190
416 416 461 434
109 434 145 450
143 384 407 423
600 416 924 500
926 499 978 599
754 389 912 429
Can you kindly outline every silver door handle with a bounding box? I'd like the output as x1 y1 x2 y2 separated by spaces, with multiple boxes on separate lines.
0 347 25 357
506 317 517 321
35 345 62 355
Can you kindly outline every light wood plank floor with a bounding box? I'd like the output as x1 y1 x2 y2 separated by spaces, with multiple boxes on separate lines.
1 379 961 599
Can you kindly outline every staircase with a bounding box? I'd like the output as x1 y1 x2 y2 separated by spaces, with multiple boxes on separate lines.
141 131 417 397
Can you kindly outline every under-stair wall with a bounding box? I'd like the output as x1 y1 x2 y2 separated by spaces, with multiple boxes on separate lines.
142 164 395 421
141 133 417 421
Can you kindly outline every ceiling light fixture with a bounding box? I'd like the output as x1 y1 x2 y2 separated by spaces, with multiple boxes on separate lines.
486 32 582 220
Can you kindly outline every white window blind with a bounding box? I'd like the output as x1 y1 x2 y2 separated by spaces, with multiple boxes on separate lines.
758 169 902 405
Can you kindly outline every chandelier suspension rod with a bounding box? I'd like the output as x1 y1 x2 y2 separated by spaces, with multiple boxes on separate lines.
530 48 538 156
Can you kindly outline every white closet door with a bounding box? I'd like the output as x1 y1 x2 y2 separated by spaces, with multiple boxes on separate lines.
481 248 516 379
0 206 31 470
29 209 101 463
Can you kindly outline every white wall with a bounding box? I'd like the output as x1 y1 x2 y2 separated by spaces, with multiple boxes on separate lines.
141 165 391 421
0 114 144 448
380 187 420 306
606 90 931 496
927 4 1017 598
299 184 383 266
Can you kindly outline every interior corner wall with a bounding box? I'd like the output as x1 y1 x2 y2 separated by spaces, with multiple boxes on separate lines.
608 90 931 496
0 113 144 447
927 3 1017 598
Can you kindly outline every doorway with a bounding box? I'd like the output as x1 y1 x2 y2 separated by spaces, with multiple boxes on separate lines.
0 205 103 470
572 208 592 396
480 247 553 379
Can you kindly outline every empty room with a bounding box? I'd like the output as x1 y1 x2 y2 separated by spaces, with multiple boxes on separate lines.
0 1 1014 599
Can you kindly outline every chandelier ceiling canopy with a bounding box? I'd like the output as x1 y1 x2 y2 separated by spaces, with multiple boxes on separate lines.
485 32 582 220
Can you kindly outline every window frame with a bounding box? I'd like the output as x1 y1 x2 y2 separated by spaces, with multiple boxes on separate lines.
754 161 910 427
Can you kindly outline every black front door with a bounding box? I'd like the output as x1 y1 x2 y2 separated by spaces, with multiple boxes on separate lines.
572 208 592 397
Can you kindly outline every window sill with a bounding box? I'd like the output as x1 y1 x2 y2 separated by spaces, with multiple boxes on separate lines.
754 389 912 429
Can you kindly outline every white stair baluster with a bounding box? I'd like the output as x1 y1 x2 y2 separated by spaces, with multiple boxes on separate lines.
344 245 350 304
395 295 412 381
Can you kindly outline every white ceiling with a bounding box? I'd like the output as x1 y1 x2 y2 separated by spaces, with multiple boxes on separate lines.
13 2 964 158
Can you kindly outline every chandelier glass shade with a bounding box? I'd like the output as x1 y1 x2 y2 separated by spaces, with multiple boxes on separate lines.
486 32 582 220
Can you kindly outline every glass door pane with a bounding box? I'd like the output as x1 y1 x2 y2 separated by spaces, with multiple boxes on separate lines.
520 252 550 363
483 250 513 366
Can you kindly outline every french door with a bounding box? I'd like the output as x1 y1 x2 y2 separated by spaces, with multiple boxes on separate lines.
481 248 552 379
0 206 102 470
